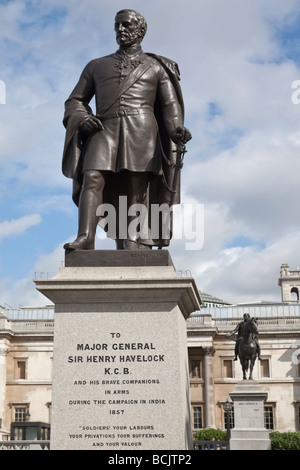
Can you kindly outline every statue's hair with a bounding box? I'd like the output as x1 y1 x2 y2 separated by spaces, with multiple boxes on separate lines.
115 9 147 38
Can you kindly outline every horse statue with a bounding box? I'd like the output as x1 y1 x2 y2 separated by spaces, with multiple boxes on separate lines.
226 314 261 380
238 317 259 380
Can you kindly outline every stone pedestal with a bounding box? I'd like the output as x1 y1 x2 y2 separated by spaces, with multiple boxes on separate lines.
229 381 271 450
35 250 201 450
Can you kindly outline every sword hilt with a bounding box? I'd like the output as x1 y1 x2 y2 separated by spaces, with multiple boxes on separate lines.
172 141 187 168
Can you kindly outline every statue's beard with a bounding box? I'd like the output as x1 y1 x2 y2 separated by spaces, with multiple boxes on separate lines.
116 30 141 47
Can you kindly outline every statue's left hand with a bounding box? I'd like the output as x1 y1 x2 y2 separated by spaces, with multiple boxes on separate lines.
79 116 104 135
171 126 192 145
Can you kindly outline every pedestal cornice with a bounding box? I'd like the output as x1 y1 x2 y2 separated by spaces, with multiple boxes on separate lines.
34 252 201 319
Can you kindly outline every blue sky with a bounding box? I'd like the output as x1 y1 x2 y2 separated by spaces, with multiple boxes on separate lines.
1 0 300 306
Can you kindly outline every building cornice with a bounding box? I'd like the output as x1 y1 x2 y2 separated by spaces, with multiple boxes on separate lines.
12 335 54 342
0 331 14 341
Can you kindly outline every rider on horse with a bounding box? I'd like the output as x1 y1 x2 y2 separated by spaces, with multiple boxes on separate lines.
227 313 262 361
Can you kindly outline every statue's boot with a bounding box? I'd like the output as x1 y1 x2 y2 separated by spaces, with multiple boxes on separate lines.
115 239 151 250
64 234 94 251
64 171 104 251
63 204 98 250
139 243 152 250
123 239 139 250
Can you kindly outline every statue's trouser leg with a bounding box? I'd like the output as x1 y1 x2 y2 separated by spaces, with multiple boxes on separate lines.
235 341 239 359
122 172 150 250
77 170 105 247
65 170 105 250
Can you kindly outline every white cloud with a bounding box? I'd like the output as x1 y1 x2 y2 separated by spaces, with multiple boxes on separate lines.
0 214 42 242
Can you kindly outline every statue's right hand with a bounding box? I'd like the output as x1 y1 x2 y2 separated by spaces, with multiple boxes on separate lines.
80 116 104 134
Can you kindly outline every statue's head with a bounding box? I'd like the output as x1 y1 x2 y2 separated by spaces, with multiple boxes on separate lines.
243 313 250 321
115 9 147 47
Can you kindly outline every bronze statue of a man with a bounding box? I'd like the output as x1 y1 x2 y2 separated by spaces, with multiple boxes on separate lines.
227 313 262 361
62 9 191 251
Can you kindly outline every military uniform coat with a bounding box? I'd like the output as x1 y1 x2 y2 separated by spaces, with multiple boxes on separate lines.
62 48 185 246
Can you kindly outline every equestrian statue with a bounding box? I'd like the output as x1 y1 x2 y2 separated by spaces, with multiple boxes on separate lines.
227 314 261 380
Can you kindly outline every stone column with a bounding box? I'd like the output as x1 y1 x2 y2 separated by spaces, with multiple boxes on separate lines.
0 343 9 438
203 346 216 428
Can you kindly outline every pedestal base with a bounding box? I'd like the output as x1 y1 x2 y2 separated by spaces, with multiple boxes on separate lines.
230 429 271 451
35 251 201 450
229 381 271 450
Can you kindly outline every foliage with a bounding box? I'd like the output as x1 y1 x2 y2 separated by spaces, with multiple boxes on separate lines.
193 429 227 441
194 429 300 449
270 431 300 450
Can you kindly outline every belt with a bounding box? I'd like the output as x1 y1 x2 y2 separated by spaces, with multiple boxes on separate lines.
98 108 153 120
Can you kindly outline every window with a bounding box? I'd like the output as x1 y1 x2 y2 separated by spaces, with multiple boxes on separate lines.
11 422 50 441
223 405 234 429
260 359 270 378
264 405 274 429
41 426 50 440
14 358 27 380
17 361 26 379
189 359 202 379
192 406 203 429
223 359 233 378
14 407 27 422
13 426 26 441
291 287 299 302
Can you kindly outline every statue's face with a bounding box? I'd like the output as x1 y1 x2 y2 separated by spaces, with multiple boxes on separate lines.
114 12 142 46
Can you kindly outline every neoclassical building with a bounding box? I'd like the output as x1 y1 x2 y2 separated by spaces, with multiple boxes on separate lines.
0 306 53 441
1 264 300 441
188 303 300 432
